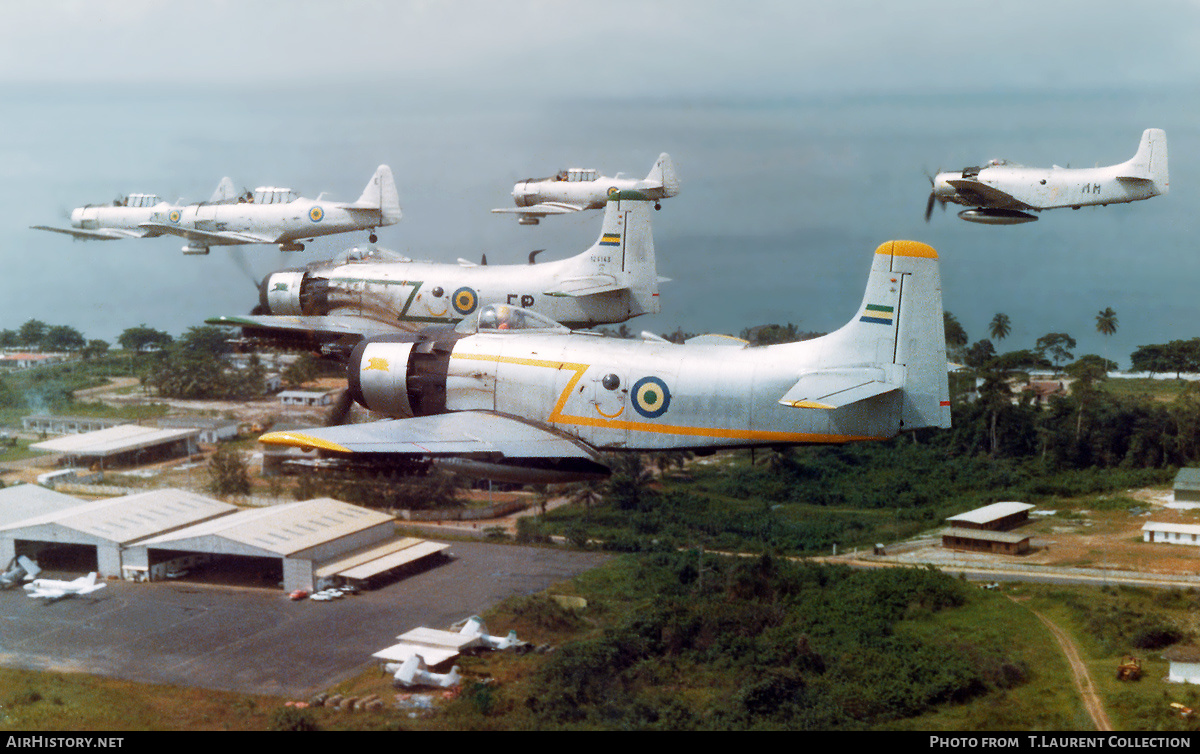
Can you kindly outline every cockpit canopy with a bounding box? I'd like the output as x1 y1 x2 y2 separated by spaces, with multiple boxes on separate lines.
117 194 162 208
454 304 569 335
252 187 298 204
559 168 598 182
329 246 410 265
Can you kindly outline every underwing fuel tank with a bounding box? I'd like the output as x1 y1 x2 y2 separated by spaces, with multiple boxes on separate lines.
957 208 1038 225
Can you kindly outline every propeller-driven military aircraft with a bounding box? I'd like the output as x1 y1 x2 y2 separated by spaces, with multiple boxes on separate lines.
492 153 679 224
257 218 951 484
139 165 401 254
925 128 1168 225
24 572 106 601
30 178 238 241
207 191 666 352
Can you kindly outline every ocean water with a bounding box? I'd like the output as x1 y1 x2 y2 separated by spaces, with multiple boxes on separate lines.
1 84 1194 367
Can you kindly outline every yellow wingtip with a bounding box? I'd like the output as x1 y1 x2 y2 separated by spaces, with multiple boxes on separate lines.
258 430 351 454
874 240 938 259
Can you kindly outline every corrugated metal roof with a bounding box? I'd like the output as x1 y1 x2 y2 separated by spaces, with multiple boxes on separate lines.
946 502 1034 525
940 527 1031 544
335 541 450 580
0 488 237 545
1175 468 1200 490
30 425 198 456
140 498 393 556
0 485 85 527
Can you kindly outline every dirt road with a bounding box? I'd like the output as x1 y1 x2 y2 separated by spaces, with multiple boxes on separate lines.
1022 601 1113 731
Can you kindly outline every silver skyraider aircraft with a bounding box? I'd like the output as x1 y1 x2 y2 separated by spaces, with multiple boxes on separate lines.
492 153 679 224
141 165 401 254
208 192 666 351
258 231 951 484
926 128 1168 224
31 178 238 241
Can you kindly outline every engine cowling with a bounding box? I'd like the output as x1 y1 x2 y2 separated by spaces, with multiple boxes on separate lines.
347 329 464 419
261 270 332 316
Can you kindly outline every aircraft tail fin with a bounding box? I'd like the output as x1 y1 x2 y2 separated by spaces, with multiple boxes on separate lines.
566 191 659 314
643 153 680 197
210 177 237 203
795 241 950 431
353 165 403 225
1117 128 1169 193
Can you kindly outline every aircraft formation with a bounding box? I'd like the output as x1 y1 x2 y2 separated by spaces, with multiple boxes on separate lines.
29 131 1167 485
31 166 400 254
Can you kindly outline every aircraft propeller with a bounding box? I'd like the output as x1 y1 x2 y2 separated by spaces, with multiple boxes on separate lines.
923 169 946 223
326 388 356 427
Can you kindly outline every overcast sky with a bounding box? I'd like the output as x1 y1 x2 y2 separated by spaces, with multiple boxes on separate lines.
2 1 1197 96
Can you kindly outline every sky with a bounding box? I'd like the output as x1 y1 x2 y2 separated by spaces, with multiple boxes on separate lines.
3 1 1200 366
1 1 1195 95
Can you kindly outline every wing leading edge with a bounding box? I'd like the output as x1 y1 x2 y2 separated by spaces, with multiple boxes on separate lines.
259 411 602 461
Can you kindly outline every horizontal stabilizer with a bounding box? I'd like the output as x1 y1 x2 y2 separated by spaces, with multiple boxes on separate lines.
544 274 628 297
778 367 901 410
259 411 601 461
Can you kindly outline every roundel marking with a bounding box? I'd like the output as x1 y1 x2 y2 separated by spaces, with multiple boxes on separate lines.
607 186 619 196
452 286 478 316
309 205 325 223
168 209 181 223
631 376 671 418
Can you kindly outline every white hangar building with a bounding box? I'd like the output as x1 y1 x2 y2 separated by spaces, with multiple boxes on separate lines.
132 498 412 592
0 489 447 592
0 488 237 578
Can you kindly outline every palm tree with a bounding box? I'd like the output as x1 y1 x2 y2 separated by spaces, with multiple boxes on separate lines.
989 313 1012 342
1096 307 1118 367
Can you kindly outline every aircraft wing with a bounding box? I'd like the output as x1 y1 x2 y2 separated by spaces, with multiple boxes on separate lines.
138 223 277 246
26 588 65 600
777 368 901 409
543 274 628 297
30 225 155 240
259 411 600 461
491 202 586 219
206 313 416 340
944 180 1032 209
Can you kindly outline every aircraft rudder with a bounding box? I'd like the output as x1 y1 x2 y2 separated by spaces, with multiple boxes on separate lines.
358 165 403 224
645 153 681 197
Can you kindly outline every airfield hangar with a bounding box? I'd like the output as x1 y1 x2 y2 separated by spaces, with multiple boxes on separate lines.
0 486 447 592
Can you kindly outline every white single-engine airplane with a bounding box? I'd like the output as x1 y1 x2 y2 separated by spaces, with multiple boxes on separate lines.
24 572 106 601
139 165 401 254
258 209 950 484
492 153 679 224
207 192 666 351
926 128 1168 225
31 178 238 241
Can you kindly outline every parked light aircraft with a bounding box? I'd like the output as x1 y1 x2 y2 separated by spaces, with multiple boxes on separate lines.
207 192 666 352
386 655 462 688
258 205 950 485
926 128 1168 225
30 178 238 241
24 572 106 601
0 556 40 589
461 616 522 650
139 165 401 254
492 153 679 224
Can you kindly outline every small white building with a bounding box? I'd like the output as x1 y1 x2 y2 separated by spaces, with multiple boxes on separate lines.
279 390 336 407
1163 646 1200 684
1142 521 1200 547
